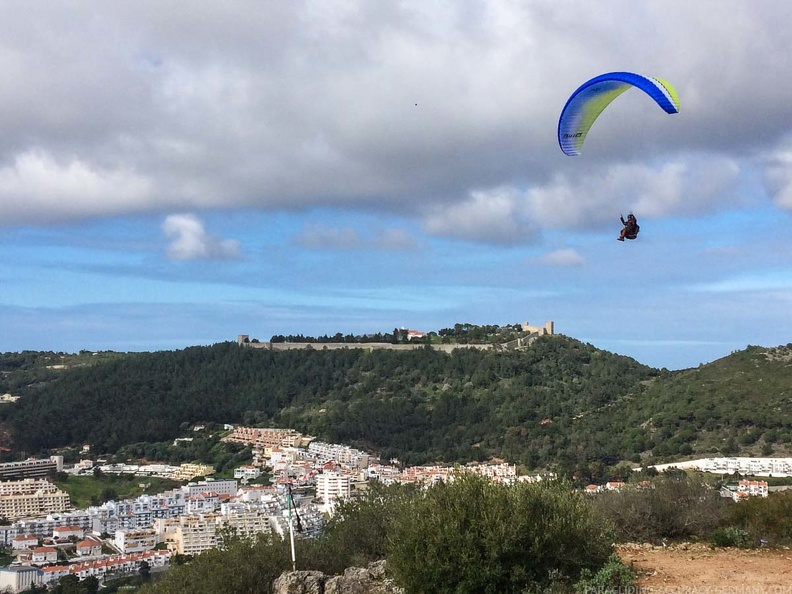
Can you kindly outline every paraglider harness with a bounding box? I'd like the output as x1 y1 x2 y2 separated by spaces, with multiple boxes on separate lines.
620 214 640 240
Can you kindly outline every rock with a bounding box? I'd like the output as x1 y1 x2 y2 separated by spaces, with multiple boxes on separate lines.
271 570 325 594
273 561 402 594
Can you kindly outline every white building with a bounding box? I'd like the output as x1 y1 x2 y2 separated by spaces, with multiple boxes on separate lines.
75 538 103 557
737 479 769 498
315 472 351 503
31 546 58 564
156 514 218 556
183 478 238 498
0 567 42 593
233 465 262 481
115 528 158 554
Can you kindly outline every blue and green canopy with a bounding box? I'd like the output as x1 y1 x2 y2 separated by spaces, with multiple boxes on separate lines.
558 71 680 156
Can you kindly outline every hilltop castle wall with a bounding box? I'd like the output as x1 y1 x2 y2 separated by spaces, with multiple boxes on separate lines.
237 321 555 353
236 336 494 353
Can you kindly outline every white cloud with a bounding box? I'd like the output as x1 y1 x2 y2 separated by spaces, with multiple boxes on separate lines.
162 214 241 260
689 271 792 294
421 187 538 245
0 1 790 231
375 228 420 250
294 224 362 250
535 248 585 267
763 144 792 210
524 156 742 230
0 150 152 223
294 223 420 250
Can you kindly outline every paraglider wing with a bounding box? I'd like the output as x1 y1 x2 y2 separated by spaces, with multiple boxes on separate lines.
558 72 680 156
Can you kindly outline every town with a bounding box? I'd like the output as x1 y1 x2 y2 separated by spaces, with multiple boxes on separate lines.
0 425 789 593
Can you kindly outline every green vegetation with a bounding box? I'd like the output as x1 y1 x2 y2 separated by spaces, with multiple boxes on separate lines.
137 475 632 594
574 555 636 594
590 472 728 543
709 526 750 548
0 547 12 568
52 474 182 508
723 489 792 546
0 350 126 395
114 435 254 476
1 333 791 482
386 474 615 594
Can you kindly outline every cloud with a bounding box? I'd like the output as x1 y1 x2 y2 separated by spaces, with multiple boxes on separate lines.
688 270 792 294
534 248 585 267
524 156 742 230
0 150 152 224
294 224 362 250
763 141 792 210
375 228 421 250
294 223 420 251
0 2 791 231
162 214 241 260
421 187 538 245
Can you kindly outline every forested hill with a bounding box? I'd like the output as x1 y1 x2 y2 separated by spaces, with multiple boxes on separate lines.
0 337 790 480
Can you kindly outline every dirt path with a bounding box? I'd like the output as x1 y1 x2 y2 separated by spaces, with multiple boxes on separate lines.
617 543 792 592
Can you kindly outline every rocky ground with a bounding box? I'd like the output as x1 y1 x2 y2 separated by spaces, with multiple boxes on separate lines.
617 543 792 591
270 546 792 593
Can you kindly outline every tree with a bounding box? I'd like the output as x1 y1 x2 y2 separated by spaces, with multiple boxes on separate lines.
386 473 615 593
139 559 151 582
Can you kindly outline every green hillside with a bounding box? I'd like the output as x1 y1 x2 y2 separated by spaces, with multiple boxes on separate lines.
1 336 790 483
616 344 792 461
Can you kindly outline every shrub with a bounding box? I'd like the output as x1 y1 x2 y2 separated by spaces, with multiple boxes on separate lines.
303 481 419 574
725 490 792 546
574 554 636 594
591 473 727 543
709 526 750 548
386 474 615 594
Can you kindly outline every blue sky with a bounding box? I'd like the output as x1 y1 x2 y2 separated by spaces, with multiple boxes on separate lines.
2 1 792 370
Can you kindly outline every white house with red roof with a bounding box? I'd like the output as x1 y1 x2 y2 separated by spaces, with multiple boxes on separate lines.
737 479 769 498
406 329 426 340
11 534 38 550
31 546 58 564
76 538 103 557
40 564 69 583
233 465 262 481
52 525 83 540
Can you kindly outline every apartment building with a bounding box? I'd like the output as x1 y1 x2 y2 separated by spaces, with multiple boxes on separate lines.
308 442 370 469
115 528 158 554
171 463 214 481
217 510 271 542
0 457 63 481
0 480 71 520
0 566 42 593
156 514 218 556
183 478 238 498
315 472 351 502
13 512 93 542
222 427 308 449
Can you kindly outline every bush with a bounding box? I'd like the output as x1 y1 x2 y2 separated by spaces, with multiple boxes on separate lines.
709 526 750 548
574 554 635 594
386 474 615 594
725 490 792 546
591 473 727 543
301 482 419 574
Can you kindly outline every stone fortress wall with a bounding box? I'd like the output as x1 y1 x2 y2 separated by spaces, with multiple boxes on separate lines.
236 321 554 353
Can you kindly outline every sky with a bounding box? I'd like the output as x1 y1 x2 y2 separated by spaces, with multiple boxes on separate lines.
2 1 792 371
